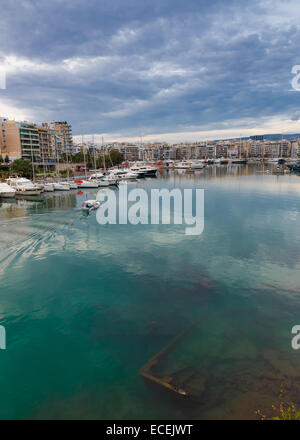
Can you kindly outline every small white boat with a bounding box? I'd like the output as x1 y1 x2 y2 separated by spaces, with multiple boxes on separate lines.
44 183 55 192
65 181 78 189
33 182 45 192
97 179 111 187
100 175 119 186
0 182 16 198
76 180 99 188
122 171 139 180
82 200 100 211
190 161 205 169
6 177 42 196
90 172 104 180
174 161 191 169
111 169 139 180
130 165 158 176
53 182 70 191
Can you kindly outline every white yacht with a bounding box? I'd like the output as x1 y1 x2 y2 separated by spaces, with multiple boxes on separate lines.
130 164 158 176
75 180 99 189
7 177 43 196
0 182 16 198
90 172 104 180
44 183 55 192
111 169 138 180
174 161 192 169
53 182 71 191
190 161 205 169
122 171 139 180
100 175 119 186
65 181 78 190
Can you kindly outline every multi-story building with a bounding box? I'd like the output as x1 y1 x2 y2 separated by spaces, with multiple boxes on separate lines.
0 117 74 164
51 121 74 156
0 118 22 160
18 122 40 162
114 144 139 161
250 141 264 157
38 125 52 163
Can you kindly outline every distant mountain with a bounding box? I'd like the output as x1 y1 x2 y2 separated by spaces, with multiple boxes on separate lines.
215 133 300 142
263 133 300 141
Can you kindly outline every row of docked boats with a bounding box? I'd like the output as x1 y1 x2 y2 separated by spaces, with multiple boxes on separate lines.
172 158 249 169
0 164 158 198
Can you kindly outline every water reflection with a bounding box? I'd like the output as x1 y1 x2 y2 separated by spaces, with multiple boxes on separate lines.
0 165 300 420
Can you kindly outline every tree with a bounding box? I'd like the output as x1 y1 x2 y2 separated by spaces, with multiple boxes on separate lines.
4 155 9 164
0 155 3 164
108 150 124 166
9 159 33 178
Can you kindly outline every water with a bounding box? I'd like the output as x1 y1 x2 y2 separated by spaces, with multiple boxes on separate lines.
1 164 300 419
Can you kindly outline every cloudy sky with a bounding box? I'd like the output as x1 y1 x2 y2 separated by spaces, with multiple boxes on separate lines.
1 0 300 143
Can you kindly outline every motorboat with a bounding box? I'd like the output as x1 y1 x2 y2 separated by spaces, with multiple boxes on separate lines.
53 182 71 191
33 182 45 192
82 200 100 211
6 177 43 196
90 172 104 180
122 171 139 180
43 183 55 192
75 180 99 189
190 161 205 169
0 182 16 198
65 181 78 189
100 175 119 186
111 169 139 180
174 161 191 169
130 165 158 176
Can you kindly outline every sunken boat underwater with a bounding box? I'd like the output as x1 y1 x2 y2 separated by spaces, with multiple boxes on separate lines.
139 323 208 400
139 310 300 418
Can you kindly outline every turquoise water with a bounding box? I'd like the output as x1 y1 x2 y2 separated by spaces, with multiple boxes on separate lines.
1 165 300 419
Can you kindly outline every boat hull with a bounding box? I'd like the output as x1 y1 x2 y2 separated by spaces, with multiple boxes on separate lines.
15 190 42 196
0 192 16 198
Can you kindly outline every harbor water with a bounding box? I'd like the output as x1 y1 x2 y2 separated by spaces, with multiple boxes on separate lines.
1 164 300 419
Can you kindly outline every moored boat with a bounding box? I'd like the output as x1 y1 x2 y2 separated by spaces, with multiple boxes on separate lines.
75 180 99 188
6 177 43 196
0 182 16 198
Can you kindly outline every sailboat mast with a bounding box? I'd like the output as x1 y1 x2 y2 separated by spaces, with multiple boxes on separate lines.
102 136 106 171
82 132 87 179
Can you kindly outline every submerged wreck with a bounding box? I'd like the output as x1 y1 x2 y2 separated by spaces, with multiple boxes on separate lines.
139 322 207 399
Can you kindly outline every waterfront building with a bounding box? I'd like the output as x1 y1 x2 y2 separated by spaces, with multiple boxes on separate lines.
0 118 22 161
50 121 74 156
114 144 139 161
18 122 40 162
0 117 74 164
38 125 53 163
250 141 264 157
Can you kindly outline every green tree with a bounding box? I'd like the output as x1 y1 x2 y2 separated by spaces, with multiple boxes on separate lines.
0 155 3 164
4 155 9 164
108 150 124 166
9 159 33 178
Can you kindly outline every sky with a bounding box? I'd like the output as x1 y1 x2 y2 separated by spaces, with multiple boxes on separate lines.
1 0 300 143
